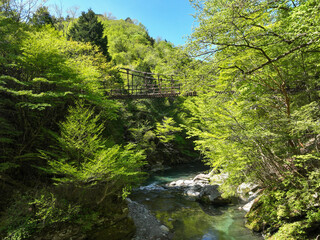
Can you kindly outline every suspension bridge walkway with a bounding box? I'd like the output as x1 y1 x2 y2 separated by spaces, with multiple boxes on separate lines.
104 68 197 99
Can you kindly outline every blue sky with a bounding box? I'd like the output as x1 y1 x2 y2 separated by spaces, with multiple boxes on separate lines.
46 0 196 46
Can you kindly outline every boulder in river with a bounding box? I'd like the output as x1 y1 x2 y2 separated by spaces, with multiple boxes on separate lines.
209 173 229 185
184 185 202 198
126 198 172 240
198 184 232 205
167 173 232 205
193 173 210 183
167 173 210 188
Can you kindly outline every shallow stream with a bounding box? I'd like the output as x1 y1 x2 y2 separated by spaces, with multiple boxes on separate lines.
130 163 263 240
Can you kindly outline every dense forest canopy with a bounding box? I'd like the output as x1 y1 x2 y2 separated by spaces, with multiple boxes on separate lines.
186 0 320 184
183 0 320 238
0 1 197 239
1 0 320 239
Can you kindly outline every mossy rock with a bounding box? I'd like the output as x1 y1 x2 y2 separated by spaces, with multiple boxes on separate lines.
268 222 306 240
245 197 269 232
246 215 267 232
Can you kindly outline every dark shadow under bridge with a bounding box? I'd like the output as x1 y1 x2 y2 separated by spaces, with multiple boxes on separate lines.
104 68 197 99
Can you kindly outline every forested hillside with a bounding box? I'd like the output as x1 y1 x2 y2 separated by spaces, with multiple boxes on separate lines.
0 2 196 239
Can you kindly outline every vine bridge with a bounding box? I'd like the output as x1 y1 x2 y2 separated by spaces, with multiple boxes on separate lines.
104 68 197 99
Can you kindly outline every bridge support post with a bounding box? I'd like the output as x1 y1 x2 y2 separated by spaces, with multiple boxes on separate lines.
126 69 130 94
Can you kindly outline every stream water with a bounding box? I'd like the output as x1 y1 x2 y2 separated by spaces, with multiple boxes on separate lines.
130 163 263 240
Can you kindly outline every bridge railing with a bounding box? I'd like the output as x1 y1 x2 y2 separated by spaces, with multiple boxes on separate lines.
105 68 185 98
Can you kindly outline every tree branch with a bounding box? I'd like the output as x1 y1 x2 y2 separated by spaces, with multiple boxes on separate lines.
245 37 320 75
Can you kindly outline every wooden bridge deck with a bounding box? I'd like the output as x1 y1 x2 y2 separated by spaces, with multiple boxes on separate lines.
104 68 197 99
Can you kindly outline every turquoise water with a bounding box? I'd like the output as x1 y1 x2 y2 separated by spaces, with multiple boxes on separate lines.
146 162 210 185
131 163 263 240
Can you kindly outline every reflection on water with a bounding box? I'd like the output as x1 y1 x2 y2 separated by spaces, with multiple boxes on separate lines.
131 163 263 240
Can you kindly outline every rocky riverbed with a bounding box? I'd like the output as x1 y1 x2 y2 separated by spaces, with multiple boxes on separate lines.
127 165 263 240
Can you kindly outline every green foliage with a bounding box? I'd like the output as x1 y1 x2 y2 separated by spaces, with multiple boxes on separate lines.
30 6 55 27
43 101 146 191
29 193 80 225
54 100 106 167
155 117 182 143
0 6 196 240
20 26 112 95
291 101 320 139
185 0 320 185
0 15 119 176
0 190 81 240
246 173 320 238
68 9 111 60
121 97 198 165
101 17 187 75
184 0 320 237
269 222 306 240
74 211 99 231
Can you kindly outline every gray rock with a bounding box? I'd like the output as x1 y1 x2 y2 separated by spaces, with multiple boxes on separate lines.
247 189 263 202
242 199 255 212
167 177 208 189
237 182 260 202
139 183 166 191
199 185 220 201
167 179 195 188
193 173 210 183
209 173 229 185
197 184 232 205
160 225 170 233
166 173 231 205
239 188 263 212
184 185 202 198
126 198 171 240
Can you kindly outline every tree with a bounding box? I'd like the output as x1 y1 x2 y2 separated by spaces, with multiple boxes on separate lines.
0 18 119 182
184 0 320 237
43 100 146 194
186 0 320 185
68 9 111 61
103 11 116 20
125 17 133 24
30 6 55 26
0 0 41 22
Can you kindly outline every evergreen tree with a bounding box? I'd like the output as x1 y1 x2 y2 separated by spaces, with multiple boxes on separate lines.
30 6 55 27
43 100 146 189
68 9 111 61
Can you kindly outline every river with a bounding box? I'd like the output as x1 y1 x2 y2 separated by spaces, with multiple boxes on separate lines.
130 163 263 240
